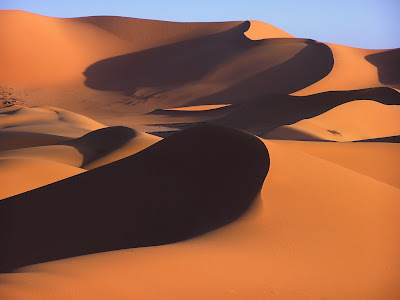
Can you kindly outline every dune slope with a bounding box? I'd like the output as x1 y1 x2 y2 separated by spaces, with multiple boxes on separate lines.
0 139 398 299
0 125 269 272
265 99 400 141
217 87 400 137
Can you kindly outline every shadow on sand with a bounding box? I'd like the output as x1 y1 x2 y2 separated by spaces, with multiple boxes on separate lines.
83 22 333 98
218 87 400 135
0 125 269 273
143 87 400 137
365 49 400 86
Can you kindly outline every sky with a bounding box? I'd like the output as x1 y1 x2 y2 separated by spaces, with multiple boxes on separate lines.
1 0 399 49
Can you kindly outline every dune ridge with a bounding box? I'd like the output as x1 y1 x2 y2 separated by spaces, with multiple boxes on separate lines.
216 87 400 138
0 137 398 299
265 99 400 141
0 125 269 272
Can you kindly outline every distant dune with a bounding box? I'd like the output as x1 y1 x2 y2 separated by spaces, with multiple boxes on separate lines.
0 10 399 300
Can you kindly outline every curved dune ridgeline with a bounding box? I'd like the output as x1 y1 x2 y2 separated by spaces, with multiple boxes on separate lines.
0 125 269 272
188 39 334 105
62 126 150 167
216 87 400 137
83 22 255 91
84 35 333 102
142 87 400 136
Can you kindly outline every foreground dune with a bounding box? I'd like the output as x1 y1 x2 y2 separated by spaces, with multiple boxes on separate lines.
0 137 398 299
0 125 269 271
0 9 399 300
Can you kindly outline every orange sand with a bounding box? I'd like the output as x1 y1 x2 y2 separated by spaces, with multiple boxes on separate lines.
0 10 399 300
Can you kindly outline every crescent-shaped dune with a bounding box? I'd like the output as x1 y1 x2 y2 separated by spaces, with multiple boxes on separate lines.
0 125 269 272
0 10 399 300
0 138 398 299
64 126 162 169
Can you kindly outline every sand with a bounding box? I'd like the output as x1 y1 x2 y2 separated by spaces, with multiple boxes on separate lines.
265 99 400 141
0 10 399 300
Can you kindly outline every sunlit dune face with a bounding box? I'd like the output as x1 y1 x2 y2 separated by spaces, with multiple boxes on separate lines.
265 100 400 141
293 43 399 96
244 20 294 40
165 104 231 111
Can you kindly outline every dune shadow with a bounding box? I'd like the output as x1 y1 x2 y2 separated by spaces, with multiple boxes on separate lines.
0 107 22 115
216 87 400 135
354 135 400 143
148 87 400 136
61 126 138 167
190 39 334 105
0 125 270 273
365 49 400 86
83 23 333 99
83 22 253 91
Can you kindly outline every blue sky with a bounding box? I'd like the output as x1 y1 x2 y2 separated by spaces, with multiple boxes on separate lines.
1 0 399 49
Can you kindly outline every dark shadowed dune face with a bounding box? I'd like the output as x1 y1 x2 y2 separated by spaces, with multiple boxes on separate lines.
190 39 334 105
0 125 269 272
354 135 400 143
62 126 138 167
83 24 333 99
149 87 400 136
83 22 254 91
365 49 400 86
216 87 400 135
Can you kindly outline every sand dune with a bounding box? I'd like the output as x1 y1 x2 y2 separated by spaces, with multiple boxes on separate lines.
217 87 400 138
0 144 83 168
64 126 161 169
294 44 399 96
1 10 327 121
0 11 292 90
0 107 161 199
365 48 400 88
0 125 269 272
0 138 398 299
83 37 333 109
272 140 400 188
0 131 70 151
0 105 104 136
164 104 231 111
244 20 294 40
0 11 244 88
265 99 400 141
145 104 235 130
0 10 128 87
1 10 399 300
0 158 85 200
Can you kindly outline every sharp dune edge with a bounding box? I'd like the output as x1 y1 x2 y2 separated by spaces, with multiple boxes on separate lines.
0 10 399 300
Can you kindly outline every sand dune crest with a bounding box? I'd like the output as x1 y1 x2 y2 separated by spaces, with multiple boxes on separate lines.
0 125 269 272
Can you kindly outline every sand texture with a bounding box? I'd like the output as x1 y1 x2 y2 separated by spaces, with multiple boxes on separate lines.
0 10 399 300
